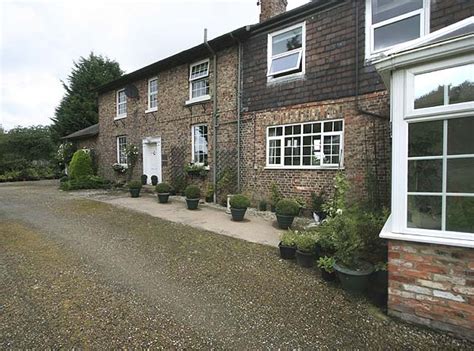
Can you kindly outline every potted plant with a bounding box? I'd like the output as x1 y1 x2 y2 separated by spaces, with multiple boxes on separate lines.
205 184 214 203
317 256 336 281
141 174 148 185
156 182 171 203
275 199 300 229
151 175 158 186
295 233 317 268
184 185 201 210
229 194 250 221
329 214 374 293
258 199 267 211
270 183 281 212
278 230 297 259
128 180 142 198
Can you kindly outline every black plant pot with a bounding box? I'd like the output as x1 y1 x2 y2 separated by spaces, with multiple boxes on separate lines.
259 203 267 211
369 270 389 307
151 177 158 186
141 175 148 185
130 188 141 198
231 208 247 221
279 242 296 259
334 262 374 294
186 198 199 210
157 193 170 204
270 204 276 213
296 250 314 268
276 214 295 229
205 196 213 203
320 269 336 282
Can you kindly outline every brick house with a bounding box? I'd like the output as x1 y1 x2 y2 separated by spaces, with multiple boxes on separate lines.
94 0 473 338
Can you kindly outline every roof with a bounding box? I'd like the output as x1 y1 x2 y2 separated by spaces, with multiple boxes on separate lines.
61 123 99 140
96 0 344 94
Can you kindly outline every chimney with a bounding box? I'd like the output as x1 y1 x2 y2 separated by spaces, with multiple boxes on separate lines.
258 0 288 23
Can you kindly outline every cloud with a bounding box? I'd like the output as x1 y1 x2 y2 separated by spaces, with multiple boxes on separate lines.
0 0 309 130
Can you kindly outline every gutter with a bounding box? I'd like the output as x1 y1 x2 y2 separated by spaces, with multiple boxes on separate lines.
204 29 218 203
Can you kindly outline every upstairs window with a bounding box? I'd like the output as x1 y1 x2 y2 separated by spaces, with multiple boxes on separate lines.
148 77 158 111
116 89 127 118
116 136 127 165
192 124 208 164
366 0 429 57
267 22 305 80
188 60 210 103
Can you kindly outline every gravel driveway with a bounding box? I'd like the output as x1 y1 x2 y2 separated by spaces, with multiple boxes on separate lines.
0 181 472 349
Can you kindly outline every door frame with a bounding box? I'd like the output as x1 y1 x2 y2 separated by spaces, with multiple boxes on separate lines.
142 136 162 184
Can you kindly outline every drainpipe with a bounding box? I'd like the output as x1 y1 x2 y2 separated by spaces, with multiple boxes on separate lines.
204 29 218 203
230 32 242 193
354 0 386 120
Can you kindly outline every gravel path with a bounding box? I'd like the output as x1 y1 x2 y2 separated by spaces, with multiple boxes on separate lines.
0 181 472 349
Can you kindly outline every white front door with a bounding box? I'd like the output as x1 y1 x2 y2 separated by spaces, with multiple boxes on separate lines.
142 137 162 184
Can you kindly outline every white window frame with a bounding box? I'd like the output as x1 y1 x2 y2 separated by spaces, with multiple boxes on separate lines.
267 22 306 82
390 54 474 246
265 119 344 170
191 124 209 165
365 0 430 60
115 89 127 119
116 136 127 166
146 77 158 112
186 59 210 104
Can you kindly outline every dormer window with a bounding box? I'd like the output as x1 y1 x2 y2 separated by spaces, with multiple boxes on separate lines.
267 22 305 80
366 0 429 59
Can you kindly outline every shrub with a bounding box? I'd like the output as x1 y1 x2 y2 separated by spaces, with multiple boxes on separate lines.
276 199 300 216
230 194 250 209
206 184 214 198
270 182 282 206
258 199 267 211
317 256 335 273
279 230 297 247
156 182 171 193
295 233 318 253
60 176 110 191
128 180 142 189
68 150 93 179
60 175 69 183
171 175 187 194
185 185 200 199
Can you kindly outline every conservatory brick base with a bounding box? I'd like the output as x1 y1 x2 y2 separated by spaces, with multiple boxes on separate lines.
388 240 474 341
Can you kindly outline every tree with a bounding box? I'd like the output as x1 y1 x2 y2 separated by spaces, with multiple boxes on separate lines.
51 52 123 141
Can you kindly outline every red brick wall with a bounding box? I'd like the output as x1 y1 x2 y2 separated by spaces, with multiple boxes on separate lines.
388 240 474 341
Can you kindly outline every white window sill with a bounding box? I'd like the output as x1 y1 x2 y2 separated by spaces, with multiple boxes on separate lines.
380 215 474 248
145 107 158 113
114 115 127 120
185 95 211 106
264 166 343 170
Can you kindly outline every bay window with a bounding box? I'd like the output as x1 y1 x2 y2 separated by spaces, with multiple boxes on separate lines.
391 54 474 243
366 0 429 58
267 22 305 80
267 120 343 169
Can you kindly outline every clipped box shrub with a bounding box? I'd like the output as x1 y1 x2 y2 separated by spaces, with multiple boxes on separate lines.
128 180 142 189
68 150 93 179
185 185 201 199
276 199 300 216
230 194 250 209
156 182 171 193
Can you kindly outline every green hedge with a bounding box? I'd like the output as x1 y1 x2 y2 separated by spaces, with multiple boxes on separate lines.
68 150 93 179
60 175 111 191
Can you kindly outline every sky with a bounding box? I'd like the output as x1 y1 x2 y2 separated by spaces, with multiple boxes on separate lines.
0 0 309 130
